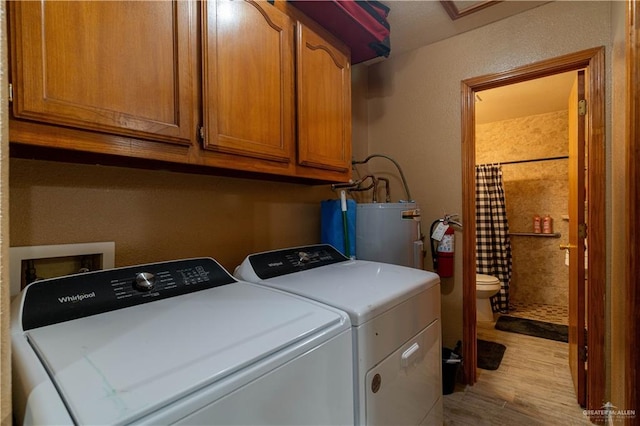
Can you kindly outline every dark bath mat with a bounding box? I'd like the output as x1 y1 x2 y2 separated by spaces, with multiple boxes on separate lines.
477 339 506 370
495 315 568 343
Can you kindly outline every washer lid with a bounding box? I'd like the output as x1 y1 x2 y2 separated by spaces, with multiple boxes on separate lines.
240 258 440 326
476 274 500 285
25 283 346 425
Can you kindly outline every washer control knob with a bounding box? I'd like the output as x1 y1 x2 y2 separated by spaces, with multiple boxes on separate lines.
297 251 310 264
134 272 156 291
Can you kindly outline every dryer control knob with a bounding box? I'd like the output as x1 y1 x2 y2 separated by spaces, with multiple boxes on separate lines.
134 272 156 291
298 252 310 263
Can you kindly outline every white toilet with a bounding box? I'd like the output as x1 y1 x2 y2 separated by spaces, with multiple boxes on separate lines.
476 274 501 322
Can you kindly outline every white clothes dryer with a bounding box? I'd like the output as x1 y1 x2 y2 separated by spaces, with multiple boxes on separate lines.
235 244 443 425
12 258 354 425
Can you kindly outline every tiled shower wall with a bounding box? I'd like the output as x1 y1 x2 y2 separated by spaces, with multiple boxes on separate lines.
476 110 569 306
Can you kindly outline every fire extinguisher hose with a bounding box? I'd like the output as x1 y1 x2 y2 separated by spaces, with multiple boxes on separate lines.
429 219 443 271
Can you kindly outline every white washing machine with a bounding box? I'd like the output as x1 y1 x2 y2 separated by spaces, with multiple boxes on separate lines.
235 244 443 425
12 258 354 425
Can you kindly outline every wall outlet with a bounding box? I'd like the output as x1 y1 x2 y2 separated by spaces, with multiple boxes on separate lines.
10 242 115 297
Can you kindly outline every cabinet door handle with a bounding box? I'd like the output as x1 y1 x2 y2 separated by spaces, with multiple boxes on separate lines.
559 243 577 250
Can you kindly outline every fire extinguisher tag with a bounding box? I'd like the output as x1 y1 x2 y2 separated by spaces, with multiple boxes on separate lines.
431 222 449 241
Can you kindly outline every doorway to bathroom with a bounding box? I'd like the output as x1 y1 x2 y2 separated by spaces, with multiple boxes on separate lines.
460 47 605 414
475 70 576 324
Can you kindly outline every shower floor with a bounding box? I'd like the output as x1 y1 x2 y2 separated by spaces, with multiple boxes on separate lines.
508 301 568 326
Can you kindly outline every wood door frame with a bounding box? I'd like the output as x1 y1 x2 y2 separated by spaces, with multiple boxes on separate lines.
625 0 639 419
567 70 587 407
461 47 606 414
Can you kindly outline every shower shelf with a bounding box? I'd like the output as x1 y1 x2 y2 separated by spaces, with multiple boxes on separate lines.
509 232 561 238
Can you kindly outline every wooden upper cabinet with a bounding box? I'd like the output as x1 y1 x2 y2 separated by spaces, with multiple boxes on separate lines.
202 0 295 163
296 21 351 173
8 0 351 182
9 1 196 145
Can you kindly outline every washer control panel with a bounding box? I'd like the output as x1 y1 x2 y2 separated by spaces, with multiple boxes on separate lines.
248 244 348 280
20 258 236 330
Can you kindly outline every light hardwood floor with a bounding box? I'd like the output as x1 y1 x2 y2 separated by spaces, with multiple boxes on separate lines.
443 320 594 425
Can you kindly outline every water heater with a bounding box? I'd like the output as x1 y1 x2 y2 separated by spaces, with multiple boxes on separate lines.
356 202 424 269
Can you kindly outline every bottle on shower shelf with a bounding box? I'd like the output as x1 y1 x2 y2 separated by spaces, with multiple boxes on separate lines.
533 214 541 234
542 214 554 234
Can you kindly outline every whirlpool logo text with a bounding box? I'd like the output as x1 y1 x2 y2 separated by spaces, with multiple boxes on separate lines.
58 292 96 304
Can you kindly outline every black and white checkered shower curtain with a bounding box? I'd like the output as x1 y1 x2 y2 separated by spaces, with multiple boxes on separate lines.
475 164 512 313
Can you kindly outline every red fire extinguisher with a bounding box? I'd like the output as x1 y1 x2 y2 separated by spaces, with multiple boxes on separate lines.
430 217 458 277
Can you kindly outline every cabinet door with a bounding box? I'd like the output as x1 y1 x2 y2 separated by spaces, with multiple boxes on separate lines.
202 0 295 163
10 1 195 146
296 22 351 173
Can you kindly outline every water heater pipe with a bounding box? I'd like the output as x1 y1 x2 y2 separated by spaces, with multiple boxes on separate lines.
340 190 351 258
352 154 413 202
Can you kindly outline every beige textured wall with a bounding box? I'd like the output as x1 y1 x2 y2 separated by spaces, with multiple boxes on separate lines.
351 64 370 162
477 111 569 307
365 1 612 348
9 159 337 273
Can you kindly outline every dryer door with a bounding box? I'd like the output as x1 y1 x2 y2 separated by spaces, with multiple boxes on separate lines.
365 319 441 425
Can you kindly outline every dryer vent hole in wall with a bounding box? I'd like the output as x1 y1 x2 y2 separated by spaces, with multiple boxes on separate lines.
22 254 103 286
10 242 116 297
